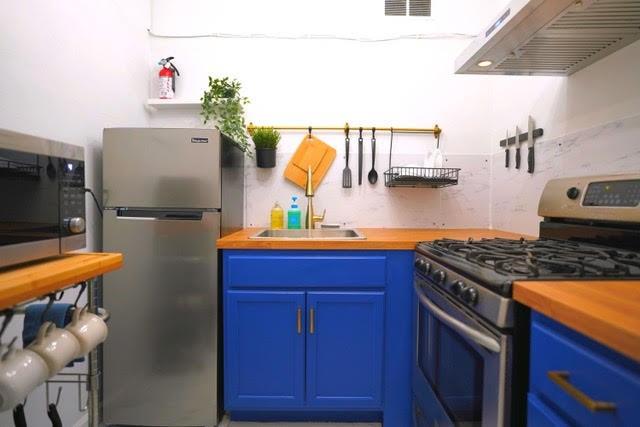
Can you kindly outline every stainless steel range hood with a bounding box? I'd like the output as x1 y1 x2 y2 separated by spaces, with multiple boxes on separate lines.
455 0 640 76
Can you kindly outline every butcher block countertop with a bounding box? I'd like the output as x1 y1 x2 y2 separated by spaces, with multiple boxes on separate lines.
0 253 123 310
216 227 529 250
514 280 640 363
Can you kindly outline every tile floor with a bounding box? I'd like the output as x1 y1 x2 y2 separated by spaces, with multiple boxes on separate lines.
219 416 381 427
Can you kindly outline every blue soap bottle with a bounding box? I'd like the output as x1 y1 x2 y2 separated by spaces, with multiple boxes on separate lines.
287 196 302 229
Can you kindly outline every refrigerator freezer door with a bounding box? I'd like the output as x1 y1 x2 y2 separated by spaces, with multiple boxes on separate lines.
103 209 220 427
103 128 221 209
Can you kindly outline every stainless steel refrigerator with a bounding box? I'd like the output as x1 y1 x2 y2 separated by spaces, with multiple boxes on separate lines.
102 128 244 427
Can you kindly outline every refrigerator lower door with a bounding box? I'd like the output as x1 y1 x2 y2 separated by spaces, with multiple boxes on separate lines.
103 209 220 427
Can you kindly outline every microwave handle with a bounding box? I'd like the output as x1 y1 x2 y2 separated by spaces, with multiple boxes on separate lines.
414 282 501 353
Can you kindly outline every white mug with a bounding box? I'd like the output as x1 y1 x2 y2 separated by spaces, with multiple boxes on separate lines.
66 306 108 355
0 345 49 412
28 322 80 375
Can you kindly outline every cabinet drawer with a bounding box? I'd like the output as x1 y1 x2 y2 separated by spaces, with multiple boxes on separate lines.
527 393 570 427
530 313 640 427
225 251 387 288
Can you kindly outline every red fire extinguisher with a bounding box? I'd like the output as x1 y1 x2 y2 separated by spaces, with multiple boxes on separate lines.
158 57 180 99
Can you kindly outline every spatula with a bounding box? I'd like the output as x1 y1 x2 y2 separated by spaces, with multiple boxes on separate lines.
342 129 352 188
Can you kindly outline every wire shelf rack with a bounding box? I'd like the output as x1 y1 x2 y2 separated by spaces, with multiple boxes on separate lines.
384 166 460 188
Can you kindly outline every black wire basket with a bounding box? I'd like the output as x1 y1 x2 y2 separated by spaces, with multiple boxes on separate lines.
384 166 460 188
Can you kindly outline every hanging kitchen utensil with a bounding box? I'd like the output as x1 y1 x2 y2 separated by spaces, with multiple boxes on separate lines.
358 127 363 185
527 115 535 174
504 130 510 168
368 127 378 184
12 402 27 427
342 126 352 188
46 388 62 427
515 125 521 169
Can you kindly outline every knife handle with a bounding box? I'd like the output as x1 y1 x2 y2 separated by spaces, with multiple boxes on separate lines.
515 147 521 169
505 148 510 168
527 146 535 174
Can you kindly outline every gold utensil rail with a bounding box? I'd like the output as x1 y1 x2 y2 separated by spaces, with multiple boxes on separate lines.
247 122 441 137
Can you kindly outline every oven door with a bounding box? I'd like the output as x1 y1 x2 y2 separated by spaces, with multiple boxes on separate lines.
412 276 511 427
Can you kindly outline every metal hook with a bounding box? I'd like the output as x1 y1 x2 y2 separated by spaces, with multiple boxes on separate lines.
0 310 14 342
344 122 350 137
372 127 376 140
358 127 363 139
73 283 87 308
40 294 56 324
308 126 312 139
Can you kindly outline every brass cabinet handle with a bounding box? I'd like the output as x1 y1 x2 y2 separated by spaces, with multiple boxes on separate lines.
296 307 302 334
547 371 616 412
309 308 315 334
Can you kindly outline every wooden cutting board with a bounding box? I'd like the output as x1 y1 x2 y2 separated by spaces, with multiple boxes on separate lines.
284 134 336 189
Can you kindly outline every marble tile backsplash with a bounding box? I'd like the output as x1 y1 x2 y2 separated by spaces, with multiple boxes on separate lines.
245 153 491 228
490 113 640 236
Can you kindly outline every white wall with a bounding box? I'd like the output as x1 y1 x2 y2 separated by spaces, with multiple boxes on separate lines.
488 40 640 235
0 1 150 425
148 0 506 227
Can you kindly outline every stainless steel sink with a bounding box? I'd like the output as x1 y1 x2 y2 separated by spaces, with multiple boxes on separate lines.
250 228 366 240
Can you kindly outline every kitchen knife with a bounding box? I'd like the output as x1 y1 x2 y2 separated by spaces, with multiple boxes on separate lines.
358 127 363 185
527 116 535 174
504 130 510 168
515 125 521 169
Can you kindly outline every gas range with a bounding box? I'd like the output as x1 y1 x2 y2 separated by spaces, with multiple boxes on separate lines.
411 174 640 427
415 237 640 328
414 174 640 329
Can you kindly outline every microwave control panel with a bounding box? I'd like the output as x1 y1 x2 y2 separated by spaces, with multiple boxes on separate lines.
60 159 86 236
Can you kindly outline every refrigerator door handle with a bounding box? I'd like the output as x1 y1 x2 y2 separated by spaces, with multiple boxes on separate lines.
115 209 209 221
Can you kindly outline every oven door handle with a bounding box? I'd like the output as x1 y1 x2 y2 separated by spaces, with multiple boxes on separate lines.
414 282 502 353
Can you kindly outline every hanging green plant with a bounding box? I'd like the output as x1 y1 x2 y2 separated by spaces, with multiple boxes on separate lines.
200 76 251 155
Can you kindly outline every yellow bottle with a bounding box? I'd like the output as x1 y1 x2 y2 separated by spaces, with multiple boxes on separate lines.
270 202 284 229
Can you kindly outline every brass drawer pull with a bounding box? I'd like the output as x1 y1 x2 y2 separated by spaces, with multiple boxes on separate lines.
309 308 315 334
547 371 616 412
296 308 302 334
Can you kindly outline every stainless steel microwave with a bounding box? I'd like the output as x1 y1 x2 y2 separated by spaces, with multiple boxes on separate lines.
0 129 86 268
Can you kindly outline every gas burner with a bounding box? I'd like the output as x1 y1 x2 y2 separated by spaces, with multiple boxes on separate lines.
416 238 640 296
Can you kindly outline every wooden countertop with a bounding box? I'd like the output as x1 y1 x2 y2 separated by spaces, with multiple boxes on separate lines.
0 253 123 310
216 228 529 250
514 280 640 363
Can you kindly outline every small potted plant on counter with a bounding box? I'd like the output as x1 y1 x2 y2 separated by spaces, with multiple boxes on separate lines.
250 127 280 168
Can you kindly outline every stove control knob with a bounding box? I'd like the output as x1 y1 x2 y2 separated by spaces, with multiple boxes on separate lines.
461 287 479 305
566 187 580 200
433 270 446 284
414 258 430 274
450 281 466 296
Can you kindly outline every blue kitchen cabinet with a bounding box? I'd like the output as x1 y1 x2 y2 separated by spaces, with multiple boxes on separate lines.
527 312 640 426
306 291 384 408
225 291 305 408
223 250 414 425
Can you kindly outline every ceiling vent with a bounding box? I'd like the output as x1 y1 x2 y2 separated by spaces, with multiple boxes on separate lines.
455 0 640 76
385 0 432 17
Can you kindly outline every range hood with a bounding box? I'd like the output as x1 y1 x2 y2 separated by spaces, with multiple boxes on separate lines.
455 0 640 76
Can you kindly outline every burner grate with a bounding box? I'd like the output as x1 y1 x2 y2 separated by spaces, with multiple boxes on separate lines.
421 238 640 280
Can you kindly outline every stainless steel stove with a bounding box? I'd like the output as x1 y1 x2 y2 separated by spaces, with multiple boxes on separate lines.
412 173 640 427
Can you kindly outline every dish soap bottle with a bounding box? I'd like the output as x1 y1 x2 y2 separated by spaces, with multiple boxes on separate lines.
287 196 302 229
270 202 284 229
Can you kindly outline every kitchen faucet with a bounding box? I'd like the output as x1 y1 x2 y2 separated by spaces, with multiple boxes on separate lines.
305 166 325 229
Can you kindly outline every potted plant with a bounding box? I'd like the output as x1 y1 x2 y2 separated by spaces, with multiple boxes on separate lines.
250 127 280 168
200 76 251 156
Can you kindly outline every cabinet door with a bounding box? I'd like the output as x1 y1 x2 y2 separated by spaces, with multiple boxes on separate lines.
225 291 305 409
306 291 384 408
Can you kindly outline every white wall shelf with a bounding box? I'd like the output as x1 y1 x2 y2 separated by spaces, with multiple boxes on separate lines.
145 98 201 111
